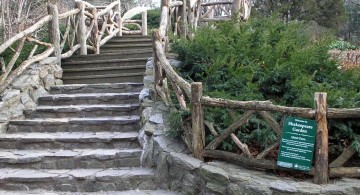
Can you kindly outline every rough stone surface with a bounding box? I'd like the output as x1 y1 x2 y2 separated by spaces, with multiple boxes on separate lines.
149 113 163 124
0 58 63 121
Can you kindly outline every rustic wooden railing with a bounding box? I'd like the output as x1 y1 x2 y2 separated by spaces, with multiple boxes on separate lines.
0 0 148 95
153 0 360 185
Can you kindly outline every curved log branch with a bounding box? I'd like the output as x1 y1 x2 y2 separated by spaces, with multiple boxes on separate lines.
98 1 119 17
59 9 80 19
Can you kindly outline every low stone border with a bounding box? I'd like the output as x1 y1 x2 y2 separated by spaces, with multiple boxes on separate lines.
0 57 62 131
139 57 360 195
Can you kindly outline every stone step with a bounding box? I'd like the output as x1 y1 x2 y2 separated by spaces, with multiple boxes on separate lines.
0 167 157 192
106 38 152 44
50 83 143 94
62 50 152 62
100 44 152 52
0 132 140 150
62 58 148 69
24 104 140 119
0 149 142 169
63 65 146 77
62 73 144 84
38 93 140 106
110 35 152 40
0 190 180 195
8 116 140 133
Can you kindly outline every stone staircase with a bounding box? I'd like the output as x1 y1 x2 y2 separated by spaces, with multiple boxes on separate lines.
0 36 175 194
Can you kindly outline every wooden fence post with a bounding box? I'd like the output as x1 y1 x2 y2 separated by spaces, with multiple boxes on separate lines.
90 7 100 54
116 0 122 36
47 3 61 65
142 11 148 36
179 0 187 37
191 82 205 160
314 92 329 184
75 0 87 55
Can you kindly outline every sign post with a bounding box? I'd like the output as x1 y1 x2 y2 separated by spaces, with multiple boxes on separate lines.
277 117 317 171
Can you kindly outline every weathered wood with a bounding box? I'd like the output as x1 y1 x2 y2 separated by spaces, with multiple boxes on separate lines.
59 9 80 19
82 1 95 8
202 1 232 6
256 141 280 159
0 15 52 54
170 1 183 7
0 58 5 73
153 30 191 98
123 20 142 23
204 120 218 136
90 8 100 54
230 133 252 158
142 11 148 35
75 1 87 55
26 37 53 47
330 167 360 178
156 83 171 106
314 92 329 184
60 17 71 51
191 82 205 160
170 80 187 110
206 110 255 150
98 1 118 17
327 108 360 119
28 45 38 59
329 146 356 168
116 0 122 36
193 0 202 30
152 31 163 100
99 28 120 46
48 4 61 65
99 15 108 40
203 149 316 175
259 111 282 136
179 0 187 37
159 0 169 38
84 11 94 19
202 6 215 18
61 44 80 58
0 47 54 94
0 38 26 84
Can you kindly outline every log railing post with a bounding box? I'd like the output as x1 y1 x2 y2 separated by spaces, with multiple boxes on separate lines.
116 0 122 36
90 7 100 54
191 82 205 160
75 0 87 55
47 3 61 65
179 0 187 38
142 11 148 35
314 92 329 184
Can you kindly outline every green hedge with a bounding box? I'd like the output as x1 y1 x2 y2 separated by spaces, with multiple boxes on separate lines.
172 18 360 155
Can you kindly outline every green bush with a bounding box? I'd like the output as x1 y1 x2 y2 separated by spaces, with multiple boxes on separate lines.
172 17 360 155
330 40 358 50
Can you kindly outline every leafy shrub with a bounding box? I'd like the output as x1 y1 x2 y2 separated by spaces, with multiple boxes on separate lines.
330 40 358 50
172 17 360 155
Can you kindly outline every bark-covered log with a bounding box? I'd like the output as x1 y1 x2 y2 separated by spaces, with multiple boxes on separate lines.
153 30 192 98
170 1 183 7
314 92 329 184
59 9 80 19
204 120 218 136
142 11 148 35
230 133 252 158
90 8 100 54
116 0 122 36
330 167 360 178
61 44 80 59
98 1 119 17
48 4 61 65
0 38 25 84
99 28 120 46
170 80 187 110
259 111 282 136
75 1 87 55
191 82 205 160
329 146 356 168
256 141 279 159
205 110 255 150
200 17 231 22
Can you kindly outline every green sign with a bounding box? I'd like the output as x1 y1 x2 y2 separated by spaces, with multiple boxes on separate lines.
277 117 317 171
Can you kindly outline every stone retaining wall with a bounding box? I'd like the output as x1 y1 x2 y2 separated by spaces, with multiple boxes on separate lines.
139 57 360 195
0 57 63 130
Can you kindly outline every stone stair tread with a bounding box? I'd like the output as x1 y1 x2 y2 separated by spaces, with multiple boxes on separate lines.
0 132 139 142
0 190 180 195
50 83 143 93
40 92 140 100
27 104 140 111
0 148 142 164
62 58 148 65
62 72 144 80
0 167 154 181
63 65 146 72
101 43 152 48
107 38 152 42
10 116 140 124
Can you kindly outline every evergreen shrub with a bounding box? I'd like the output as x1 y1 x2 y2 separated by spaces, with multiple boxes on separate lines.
172 18 360 156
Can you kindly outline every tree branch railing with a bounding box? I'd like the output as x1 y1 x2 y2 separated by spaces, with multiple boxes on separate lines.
0 0 148 95
153 0 360 185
